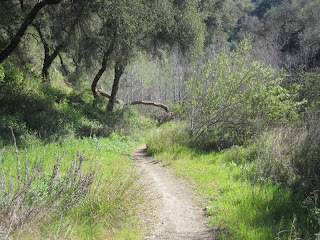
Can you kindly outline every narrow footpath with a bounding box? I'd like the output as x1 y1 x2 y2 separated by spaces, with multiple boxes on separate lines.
132 145 216 240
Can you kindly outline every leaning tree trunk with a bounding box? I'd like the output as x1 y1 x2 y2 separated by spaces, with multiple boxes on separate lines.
0 0 61 64
35 9 84 80
34 24 65 79
107 63 125 112
42 42 64 78
91 42 115 101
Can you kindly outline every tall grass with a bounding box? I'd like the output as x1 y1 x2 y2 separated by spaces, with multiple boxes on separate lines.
0 131 145 239
147 123 318 239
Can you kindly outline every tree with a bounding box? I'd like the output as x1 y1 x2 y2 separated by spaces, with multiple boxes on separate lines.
33 24 65 78
87 0 205 112
0 0 61 64
240 0 320 75
252 0 286 19
200 0 254 46
32 0 91 79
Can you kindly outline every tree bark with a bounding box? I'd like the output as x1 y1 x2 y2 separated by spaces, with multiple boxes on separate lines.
19 0 24 9
97 87 170 113
42 42 64 78
0 0 61 64
130 101 170 113
97 87 123 104
35 8 83 79
59 53 69 75
91 42 115 100
106 63 125 112
33 24 64 78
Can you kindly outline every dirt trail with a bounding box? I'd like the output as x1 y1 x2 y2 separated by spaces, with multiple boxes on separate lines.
132 145 216 240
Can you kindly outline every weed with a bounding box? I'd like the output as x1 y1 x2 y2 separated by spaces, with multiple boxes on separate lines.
0 129 94 239
0 130 146 239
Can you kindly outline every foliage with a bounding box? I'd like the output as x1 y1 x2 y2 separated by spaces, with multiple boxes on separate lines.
146 121 190 155
298 70 320 108
201 0 254 46
242 0 320 75
0 60 155 146
185 41 300 150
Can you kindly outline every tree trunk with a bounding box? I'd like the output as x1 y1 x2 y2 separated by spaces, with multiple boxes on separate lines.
91 43 115 100
59 53 69 75
0 0 61 64
107 63 125 112
42 42 64 78
34 24 64 79
19 0 24 9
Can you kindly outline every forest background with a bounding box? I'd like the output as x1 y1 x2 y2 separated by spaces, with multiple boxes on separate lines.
0 0 320 239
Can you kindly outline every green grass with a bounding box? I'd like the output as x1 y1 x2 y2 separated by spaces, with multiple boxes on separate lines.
147 131 311 240
0 133 146 239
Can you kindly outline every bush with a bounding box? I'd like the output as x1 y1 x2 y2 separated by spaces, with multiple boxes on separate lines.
247 112 320 195
146 121 190 155
298 70 320 108
249 127 299 185
185 41 300 150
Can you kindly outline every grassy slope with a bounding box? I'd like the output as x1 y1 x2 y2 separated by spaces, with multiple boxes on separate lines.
147 130 309 240
1 134 146 239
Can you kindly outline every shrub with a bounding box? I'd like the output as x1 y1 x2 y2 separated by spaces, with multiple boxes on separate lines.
146 121 190 155
298 70 320 108
185 41 300 150
248 111 320 194
250 127 299 185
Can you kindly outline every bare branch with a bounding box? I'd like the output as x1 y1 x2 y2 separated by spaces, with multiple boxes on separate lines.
97 86 123 104
97 86 170 113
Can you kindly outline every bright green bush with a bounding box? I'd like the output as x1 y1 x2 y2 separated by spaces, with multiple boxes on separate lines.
185 41 300 150
146 121 190 155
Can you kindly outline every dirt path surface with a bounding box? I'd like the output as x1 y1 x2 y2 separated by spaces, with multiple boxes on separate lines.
132 145 216 240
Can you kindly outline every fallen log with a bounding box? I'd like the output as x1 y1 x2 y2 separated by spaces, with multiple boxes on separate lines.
130 101 169 113
97 86 170 113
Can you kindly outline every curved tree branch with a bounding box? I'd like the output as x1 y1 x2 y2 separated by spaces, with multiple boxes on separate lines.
97 87 123 104
130 101 170 113
97 87 170 113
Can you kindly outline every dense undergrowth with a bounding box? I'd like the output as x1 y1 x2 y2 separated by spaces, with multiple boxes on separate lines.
147 123 320 239
0 60 157 239
0 60 155 147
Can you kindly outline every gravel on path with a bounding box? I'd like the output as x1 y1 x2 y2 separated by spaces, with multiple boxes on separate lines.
132 145 216 240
